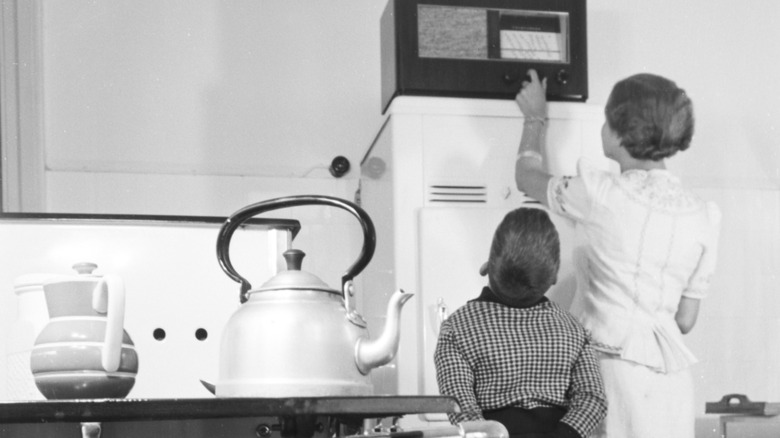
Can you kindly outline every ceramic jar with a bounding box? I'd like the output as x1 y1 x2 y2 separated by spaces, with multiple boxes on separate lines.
30 263 138 399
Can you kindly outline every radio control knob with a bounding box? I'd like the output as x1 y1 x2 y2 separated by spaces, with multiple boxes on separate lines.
556 69 570 85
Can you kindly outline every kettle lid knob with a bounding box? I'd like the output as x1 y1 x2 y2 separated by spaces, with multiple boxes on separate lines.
254 248 338 295
282 249 305 271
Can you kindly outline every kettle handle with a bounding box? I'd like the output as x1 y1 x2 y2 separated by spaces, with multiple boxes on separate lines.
216 195 376 303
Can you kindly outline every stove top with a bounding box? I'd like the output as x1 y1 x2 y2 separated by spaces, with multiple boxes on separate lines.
0 395 459 424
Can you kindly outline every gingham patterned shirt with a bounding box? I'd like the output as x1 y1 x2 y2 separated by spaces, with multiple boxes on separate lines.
434 288 607 438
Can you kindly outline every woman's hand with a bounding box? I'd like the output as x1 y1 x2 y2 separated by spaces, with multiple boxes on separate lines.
515 69 548 119
675 296 701 334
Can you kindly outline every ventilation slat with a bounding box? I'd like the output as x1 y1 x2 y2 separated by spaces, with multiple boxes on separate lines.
427 184 487 204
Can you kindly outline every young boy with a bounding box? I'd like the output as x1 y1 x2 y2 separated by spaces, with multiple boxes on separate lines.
434 208 606 438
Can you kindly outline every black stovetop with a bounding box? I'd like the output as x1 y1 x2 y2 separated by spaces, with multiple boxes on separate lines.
0 396 459 424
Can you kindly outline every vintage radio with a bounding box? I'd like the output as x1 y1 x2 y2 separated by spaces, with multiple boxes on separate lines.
381 0 588 113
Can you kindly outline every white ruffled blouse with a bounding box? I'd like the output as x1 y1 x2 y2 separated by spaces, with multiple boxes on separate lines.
547 159 721 373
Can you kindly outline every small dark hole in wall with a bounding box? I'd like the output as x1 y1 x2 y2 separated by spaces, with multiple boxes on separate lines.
195 328 208 341
153 328 166 341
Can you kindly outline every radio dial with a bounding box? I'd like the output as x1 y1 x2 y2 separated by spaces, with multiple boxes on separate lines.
556 70 570 85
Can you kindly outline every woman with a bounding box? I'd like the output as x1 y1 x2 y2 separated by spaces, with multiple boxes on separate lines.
513 70 721 438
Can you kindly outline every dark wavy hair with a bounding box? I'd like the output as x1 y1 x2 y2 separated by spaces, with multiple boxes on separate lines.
605 73 694 161
487 208 560 306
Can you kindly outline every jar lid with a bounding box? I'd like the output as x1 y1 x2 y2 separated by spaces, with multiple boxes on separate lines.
41 262 102 287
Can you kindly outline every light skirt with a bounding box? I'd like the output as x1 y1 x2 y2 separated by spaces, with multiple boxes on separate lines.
591 352 694 438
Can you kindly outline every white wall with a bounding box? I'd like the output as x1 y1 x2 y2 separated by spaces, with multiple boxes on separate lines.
35 0 780 196
5 1 780 436
41 0 387 187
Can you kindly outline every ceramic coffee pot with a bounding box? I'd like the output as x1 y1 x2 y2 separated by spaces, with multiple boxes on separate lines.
30 262 138 399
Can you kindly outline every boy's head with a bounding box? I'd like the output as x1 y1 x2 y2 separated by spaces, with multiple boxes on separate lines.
487 207 560 306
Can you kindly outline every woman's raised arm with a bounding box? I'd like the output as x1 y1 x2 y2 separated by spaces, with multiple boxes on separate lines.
514 70 553 206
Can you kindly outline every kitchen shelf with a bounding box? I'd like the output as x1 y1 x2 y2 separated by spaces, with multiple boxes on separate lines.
0 396 459 424
0 212 302 238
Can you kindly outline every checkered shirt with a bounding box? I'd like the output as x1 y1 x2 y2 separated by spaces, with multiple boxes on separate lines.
434 291 607 438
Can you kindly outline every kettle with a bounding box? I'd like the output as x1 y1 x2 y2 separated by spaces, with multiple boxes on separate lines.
214 195 412 397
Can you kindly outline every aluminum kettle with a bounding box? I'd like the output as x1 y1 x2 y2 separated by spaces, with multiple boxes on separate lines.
214 195 413 397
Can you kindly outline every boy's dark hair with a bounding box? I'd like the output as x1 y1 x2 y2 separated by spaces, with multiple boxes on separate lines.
487 208 560 306
605 73 694 161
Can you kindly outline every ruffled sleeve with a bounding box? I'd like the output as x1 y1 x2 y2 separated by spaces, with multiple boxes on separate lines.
547 158 612 223
682 201 722 299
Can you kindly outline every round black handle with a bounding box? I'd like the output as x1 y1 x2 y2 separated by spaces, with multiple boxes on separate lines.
503 71 547 90
329 156 351 178
556 69 570 85
216 195 376 303
503 71 531 86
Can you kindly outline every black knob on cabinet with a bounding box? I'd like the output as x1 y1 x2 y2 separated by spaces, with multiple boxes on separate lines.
503 71 525 85
556 69 570 85
503 71 546 88
329 155 351 178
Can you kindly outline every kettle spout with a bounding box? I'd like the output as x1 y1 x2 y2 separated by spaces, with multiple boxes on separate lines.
355 289 413 375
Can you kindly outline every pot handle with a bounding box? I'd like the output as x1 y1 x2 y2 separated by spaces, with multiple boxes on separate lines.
216 195 376 303
91 274 125 373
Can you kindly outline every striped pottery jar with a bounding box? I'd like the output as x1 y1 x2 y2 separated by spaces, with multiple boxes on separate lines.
30 263 138 399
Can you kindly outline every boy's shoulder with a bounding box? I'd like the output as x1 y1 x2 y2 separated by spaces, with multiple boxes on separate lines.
445 299 488 321
442 299 591 347
542 299 575 317
542 300 589 331
439 299 590 344
441 299 502 329
447 299 584 327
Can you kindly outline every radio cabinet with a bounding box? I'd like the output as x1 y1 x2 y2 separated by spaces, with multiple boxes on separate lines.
381 0 588 113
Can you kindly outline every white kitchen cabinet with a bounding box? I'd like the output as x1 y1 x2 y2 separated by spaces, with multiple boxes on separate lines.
358 96 613 425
